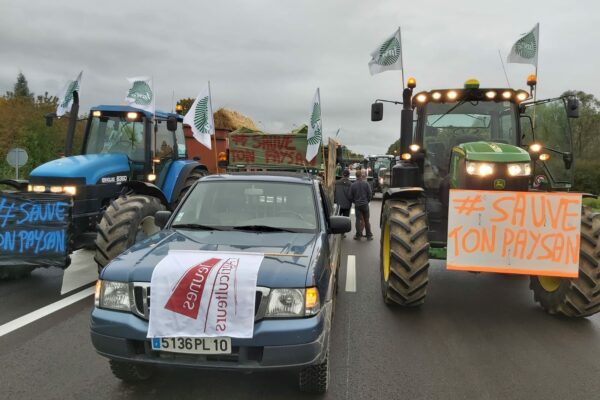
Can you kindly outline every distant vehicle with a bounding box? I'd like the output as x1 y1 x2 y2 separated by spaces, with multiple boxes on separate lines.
90 173 351 393
364 155 394 193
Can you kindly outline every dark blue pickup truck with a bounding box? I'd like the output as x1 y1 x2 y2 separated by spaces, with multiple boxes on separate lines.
91 173 350 393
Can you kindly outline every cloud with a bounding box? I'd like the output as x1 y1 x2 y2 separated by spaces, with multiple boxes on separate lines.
1 0 599 155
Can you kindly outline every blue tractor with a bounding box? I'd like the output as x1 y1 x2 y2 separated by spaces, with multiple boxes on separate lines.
0 96 208 277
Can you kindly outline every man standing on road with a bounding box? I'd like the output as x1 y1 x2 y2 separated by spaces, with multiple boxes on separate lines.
334 169 353 237
350 169 373 240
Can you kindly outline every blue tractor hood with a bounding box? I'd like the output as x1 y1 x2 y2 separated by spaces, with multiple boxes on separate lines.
29 153 130 185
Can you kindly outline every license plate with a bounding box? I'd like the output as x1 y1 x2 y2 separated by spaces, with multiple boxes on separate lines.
151 337 231 354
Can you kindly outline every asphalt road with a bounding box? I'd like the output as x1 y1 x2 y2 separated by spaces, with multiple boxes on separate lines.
2 198 600 399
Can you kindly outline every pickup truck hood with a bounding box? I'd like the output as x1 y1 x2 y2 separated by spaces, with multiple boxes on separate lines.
102 230 320 288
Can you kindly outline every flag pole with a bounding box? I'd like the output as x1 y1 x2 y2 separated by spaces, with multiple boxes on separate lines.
498 49 511 87
208 81 219 174
399 26 405 88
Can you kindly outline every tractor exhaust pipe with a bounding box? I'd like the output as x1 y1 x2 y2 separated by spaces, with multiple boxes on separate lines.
64 91 79 157
399 87 414 154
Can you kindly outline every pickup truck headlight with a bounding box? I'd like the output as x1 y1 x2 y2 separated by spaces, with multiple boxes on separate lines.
265 287 320 318
95 280 131 312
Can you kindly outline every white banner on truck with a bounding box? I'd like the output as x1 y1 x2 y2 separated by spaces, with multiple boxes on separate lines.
148 250 263 339
447 189 582 277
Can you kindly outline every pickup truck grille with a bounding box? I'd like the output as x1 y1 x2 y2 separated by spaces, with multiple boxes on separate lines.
131 283 269 322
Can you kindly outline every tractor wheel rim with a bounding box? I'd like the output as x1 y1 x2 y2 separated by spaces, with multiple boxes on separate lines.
383 221 391 282
136 216 159 242
538 276 561 292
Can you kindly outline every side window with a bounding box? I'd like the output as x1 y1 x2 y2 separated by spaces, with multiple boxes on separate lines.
175 122 186 159
154 121 175 160
318 183 332 221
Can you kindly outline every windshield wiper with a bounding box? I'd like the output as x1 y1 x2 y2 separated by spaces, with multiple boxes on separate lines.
430 100 467 127
171 223 224 231
233 225 296 233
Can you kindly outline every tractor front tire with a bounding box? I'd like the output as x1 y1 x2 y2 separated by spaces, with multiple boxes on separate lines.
530 206 600 317
380 198 430 306
95 194 165 272
175 169 207 206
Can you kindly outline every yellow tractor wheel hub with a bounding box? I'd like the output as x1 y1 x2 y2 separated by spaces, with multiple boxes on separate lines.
538 276 561 292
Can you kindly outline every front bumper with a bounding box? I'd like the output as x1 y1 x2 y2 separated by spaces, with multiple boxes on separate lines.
90 302 331 371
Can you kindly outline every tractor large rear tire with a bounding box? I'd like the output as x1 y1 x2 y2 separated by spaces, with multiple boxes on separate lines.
175 169 206 206
95 194 165 271
530 206 600 317
380 198 430 306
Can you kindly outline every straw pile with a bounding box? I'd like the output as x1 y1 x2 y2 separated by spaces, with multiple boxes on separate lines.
213 108 257 131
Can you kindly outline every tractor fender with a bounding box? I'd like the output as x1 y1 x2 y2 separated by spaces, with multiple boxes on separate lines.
121 181 169 208
169 163 208 207
160 160 208 204
380 187 425 226
0 179 29 191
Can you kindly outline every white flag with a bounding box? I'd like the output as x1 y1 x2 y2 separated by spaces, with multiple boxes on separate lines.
125 76 154 113
56 71 82 117
183 84 214 149
306 88 322 162
368 28 403 76
147 250 264 339
507 23 539 67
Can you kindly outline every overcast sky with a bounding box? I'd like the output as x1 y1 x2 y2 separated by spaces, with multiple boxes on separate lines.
1 0 598 155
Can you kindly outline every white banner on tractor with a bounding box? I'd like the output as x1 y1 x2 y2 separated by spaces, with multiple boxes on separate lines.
147 250 264 339
447 190 582 277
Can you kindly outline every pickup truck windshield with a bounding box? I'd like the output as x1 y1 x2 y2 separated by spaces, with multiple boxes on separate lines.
174 181 318 232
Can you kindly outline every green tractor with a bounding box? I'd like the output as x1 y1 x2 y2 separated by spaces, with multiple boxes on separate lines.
372 77 600 318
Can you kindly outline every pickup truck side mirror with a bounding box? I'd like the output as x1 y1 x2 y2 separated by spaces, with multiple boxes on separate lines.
154 211 172 229
329 216 351 234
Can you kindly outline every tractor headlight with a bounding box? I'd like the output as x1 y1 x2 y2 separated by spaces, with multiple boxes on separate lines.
265 288 320 318
507 163 532 177
96 280 131 312
466 161 495 177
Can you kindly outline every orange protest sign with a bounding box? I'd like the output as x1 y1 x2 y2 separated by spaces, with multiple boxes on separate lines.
447 189 582 277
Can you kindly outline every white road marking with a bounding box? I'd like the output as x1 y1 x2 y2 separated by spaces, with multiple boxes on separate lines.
0 286 95 337
345 255 356 292
61 249 98 295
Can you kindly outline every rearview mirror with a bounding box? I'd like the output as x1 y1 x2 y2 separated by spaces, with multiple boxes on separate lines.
566 98 579 118
371 102 383 121
167 116 178 131
154 210 172 229
329 216 351 234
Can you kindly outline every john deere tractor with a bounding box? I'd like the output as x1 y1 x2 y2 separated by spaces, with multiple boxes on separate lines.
0 93 208 278
372 77 600 318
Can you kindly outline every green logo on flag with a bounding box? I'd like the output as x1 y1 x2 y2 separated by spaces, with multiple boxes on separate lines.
514 31 537 59
61 80 79 109
308 102 321 145
194 96 210 133
377 37 400 66
127 81 153 105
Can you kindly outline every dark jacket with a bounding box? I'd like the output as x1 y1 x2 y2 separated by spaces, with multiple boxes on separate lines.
350 179 372 207
334 178 352 209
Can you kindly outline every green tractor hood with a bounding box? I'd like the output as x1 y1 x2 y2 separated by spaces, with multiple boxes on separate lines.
458 141 530 163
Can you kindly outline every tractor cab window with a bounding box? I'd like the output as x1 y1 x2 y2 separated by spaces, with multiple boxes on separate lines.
521 98 573 187
421 100 518 188
153 120 177 185
85 114 145 162
175 122 187 158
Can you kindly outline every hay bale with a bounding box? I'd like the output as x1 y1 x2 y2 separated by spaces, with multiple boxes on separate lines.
213 108 257 131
